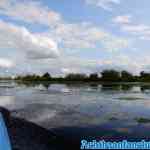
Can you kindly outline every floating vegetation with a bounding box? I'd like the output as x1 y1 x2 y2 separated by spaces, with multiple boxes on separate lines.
136 118 150 124
0 85 14 88
118 97 144 101
109 117 118 121
116 128 131 133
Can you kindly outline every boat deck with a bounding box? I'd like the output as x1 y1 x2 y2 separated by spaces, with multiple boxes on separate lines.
0 113 11 150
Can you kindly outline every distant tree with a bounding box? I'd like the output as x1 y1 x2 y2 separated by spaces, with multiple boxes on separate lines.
42 82 50 89
121 70 133 82
140 71 149 78
42 72 51 80
89 73 99 81
21 74 40 81
101 70 120 82
65 73 87 81
14 69 150 83
140 71 150 82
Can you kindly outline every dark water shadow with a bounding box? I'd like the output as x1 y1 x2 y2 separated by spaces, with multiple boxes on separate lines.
15 81 150 94
16 81 51 90
141 85 150 93
100 83 135 92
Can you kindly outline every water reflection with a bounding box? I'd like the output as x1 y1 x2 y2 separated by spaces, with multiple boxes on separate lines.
1 81 150 139
0 96 14 107
141 85 150 92
101 84 122 91
121 84 133 91
16 81 150 93
16 81 51 89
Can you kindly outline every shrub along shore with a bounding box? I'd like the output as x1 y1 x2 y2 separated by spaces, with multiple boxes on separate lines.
2 70 150 82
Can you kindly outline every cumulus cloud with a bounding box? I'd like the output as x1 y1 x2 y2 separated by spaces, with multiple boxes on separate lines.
96 54 147 74
102 36 129 52
61 68 81 74
0 0 129 53
0 0 61 26
46 22 130 53
0 0 136 75
0 20 59 59
113 15 131 24
50 22 108 49
85 0 121 10
113 15 150 40
122 24 150 33
31 56 100 76
58 55 145 76
124 24 150 40
0 58 14 68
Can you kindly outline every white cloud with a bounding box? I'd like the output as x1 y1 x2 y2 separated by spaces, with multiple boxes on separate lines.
113 15 131 24
46 22 129 52
0 0 8 6
85 0 121 10
0 0 129 53
97 54 147 74
0 20 59 59
0 0 135 75
0 0 61 26
51 22 108 49
102 36 129 52
0 58 14 68
34 56 99 76
61 68 81 74
124 25 150 40
113 15 150 40
122 24 150 33
57 55 145 76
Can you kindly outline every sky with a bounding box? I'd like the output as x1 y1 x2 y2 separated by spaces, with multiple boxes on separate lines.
0 0 150 76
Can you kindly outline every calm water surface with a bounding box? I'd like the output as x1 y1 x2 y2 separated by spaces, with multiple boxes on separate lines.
1 81 150 140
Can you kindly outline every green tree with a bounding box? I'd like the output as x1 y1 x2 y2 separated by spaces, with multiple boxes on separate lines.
42 72 51 80
89 73 99 81
140 71 150 82
101 70 120 82
65 73 87 81
121 70 133 82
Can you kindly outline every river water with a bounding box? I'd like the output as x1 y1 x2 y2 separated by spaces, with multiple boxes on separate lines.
1 80 150 140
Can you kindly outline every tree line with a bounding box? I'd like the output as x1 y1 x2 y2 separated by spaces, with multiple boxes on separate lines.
10 70 150 82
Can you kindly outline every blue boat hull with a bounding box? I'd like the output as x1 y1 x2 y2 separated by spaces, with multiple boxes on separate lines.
0 113 11 150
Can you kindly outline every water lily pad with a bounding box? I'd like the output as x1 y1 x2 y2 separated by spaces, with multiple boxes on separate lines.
136 118 150 124
118 97 144 101
109 117 118 121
